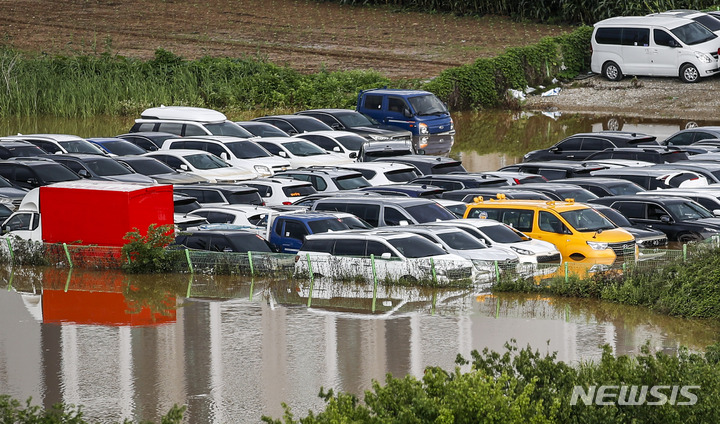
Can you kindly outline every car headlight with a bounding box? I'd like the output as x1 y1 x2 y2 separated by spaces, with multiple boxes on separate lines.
586 241 609 250
368 135 389 141
254 165 271 174
418 123 429 134
449 118 454 131
696 51 713 64
510 246 533 256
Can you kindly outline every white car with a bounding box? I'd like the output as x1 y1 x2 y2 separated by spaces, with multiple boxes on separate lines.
295 231 476 283
429 218 562 264
6 134 108 155
254 137 352 168
294 130 367 159
185 205 274 233
143 149 258 182
160 136 290 176
243 177 317 206
328 162 421 186
130 106 255 138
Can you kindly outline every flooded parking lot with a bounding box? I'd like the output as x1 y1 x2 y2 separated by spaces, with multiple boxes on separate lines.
0 267 718 423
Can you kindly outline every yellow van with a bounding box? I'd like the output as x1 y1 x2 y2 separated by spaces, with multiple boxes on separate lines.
464 198 635 262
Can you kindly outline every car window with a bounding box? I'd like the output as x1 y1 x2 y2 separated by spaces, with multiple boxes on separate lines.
620 27 649 46
307 218 348 233
284 220 308 240
206 211 235 224
157 123 183 136
537 169 568 180
665 201 713 220
383 206 411 226
333 175 370 190
596 27 622 45
274 218 285 236
184 235 209 249
301 238 335 253
364 95 383 110
436 231 486 250
3 213 33 231
581 138 613 150
612 202 646 219
204 122 252 137
404 203 456 223
260 119 294 134
312 176 328 191
387 236 446 258
647 204 669 220
333 239 366 256
366 240 395 257
209 235 234 252
385 169 418 182
538 211 569 234
388 97 407 114
302 135 338 151
258 142 284 155
183 124 207 137
346 204 380 227
654 29 675 47
560 208 614 232
225 141 271 159
557 138 582 150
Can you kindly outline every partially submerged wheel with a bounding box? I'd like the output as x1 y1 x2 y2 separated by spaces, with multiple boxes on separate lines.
677 233 701 243
602 61 623 81
680 64 700 83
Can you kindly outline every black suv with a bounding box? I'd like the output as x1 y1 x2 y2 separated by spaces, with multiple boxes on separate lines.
589 195 720 242
590 204 668 248
296 109 412 141
584 147 690 164
522 132 658 162
500 162 608 180
0 140 47 159
0 158 81 189
504 183 598 202
411 174 507 191
549 177 645 197
590 167 708 189
374 155 466 175
42 154 155 184
174 184 264 206
251 115 334 136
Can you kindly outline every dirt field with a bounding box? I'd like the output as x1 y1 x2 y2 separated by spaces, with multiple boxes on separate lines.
0 0 568 80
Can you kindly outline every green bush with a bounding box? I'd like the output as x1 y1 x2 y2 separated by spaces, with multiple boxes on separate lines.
121 224 179 274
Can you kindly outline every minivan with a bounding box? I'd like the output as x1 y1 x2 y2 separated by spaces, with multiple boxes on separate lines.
591 16 720 83
356 89 454 136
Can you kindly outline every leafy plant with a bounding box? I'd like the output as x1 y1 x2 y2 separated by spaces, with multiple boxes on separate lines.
121 224 179 273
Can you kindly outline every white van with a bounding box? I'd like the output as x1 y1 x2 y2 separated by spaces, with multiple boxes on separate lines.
591 16 720 83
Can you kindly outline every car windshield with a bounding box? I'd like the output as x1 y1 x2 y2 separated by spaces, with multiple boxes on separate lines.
555 188 598 202
560 208 616 232
388 235 447 258
405 203 456 223
337 112 374 128
100 140 147 155
408 94 448 116
238 123 289 138
333 175 370 190
479 224 526 243
608 182 643 195
35 163 81 183
184 153 231 169
204 122 254 138
671 22 717 45
336 135 366 151
225 192 263 205
666 201 713 220
10 146 45 156
85 158 134 176
436 231 486 250
225 141 271 159
175 200 202 214
595 207 632 227
292 118 333 132
123 158 176 175
307 218 349 233
59 140 106 155
694 15 720 31
283 141 327 156
338 216 371 229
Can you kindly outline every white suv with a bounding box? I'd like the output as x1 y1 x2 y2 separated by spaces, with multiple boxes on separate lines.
243 177 317 206
130 106 254 137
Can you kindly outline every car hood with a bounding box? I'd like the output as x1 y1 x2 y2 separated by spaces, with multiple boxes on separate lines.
621 226 667 240
150 172 209 184
193 167 258 182
689 217 720 228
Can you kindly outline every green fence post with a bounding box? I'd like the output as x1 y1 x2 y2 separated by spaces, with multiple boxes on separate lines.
622 262 626 273
63 243 73 268
64 268 73 292
249 278 255 301
431 291 437 316
565 262 569 283
5 238 13 262
494 260 500 283
185 249 194 274
430 258 437 284
683 244 687 262
306 253 314 308
248 251 254 276
371 254 378 313
186 275 193 298
495 297 500 319
7 269 13 291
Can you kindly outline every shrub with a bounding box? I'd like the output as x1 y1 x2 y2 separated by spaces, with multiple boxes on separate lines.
121 224 179 273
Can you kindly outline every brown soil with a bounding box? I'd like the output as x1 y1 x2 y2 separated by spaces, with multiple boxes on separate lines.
0 0 568 79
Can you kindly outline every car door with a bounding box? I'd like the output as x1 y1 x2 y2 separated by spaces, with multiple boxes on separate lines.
548 137 583 160
280 219 308 253
611 201 676 238
535 210 570 253
620 27 651 75
651 28 681 76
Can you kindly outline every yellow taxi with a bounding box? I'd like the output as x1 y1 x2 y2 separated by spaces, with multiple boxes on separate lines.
463 196 636 263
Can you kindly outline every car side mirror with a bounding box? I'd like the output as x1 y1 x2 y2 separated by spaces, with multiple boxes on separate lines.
398 220 409 226
180 164 189 171
550 146 560 153
278 151 287 158
220 152 228 160
660 215 673 224
0 224 6 234
78 169 90 178
381 252 391 259
669 39 681 48
403 108 412 118
330 123 342 130
714 209 720 217
349 152 357 159
333 146 341 153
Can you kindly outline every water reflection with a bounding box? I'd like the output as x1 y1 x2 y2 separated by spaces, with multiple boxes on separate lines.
0 267 717 423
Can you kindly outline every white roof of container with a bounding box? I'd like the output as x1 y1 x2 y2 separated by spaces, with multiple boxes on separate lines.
139 106 227 123
44 180 163 192
595 16 694 29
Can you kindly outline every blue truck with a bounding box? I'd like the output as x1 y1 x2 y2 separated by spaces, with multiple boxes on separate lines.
356 88 454 136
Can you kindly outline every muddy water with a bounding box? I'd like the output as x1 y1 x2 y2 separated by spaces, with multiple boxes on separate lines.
0 267 717 423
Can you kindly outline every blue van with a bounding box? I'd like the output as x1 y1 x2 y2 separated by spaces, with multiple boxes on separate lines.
356 89 454 136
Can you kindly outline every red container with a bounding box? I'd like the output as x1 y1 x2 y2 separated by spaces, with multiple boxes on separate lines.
39 181 174 246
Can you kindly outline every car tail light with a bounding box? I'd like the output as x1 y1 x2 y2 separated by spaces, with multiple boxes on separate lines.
282 201 292 205
513 178 520 184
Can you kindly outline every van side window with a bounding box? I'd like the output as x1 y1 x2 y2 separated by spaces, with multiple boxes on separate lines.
654 29 675 47
157 123 183 136
364 95 383 110
595 27 622 45
612 202 645 219
346 204 380 227
388 97 407 113
621 28 649 46
538 211 568 234
494 209 534 232
302 238 334 253
333 239 366 256
383 206 410 226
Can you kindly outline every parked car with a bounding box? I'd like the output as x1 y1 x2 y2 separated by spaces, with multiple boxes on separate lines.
174 230 275 253
549 177 645 197
289 191 383 208
266 212 370 253
649 161 720 184
185 205 273 228
130 106 254 138
358 184 445 198
87 137 149 156
636 188 720 213
242 177 317 206
252 115 334 135
583 147 690 163
356 88 454 136
160 136 290 176
328 162 420 185
276 168 371 192
143 149 258 182
434 199 467 217
311 196 456 227
6 134 108 155
441 189 552 202
295 231 474 283
174 184 264 206
254 137 352 168
589 195 720 242
648 10 720 36
116 132 177 152
500 162 609 180
468 171 548 185
661 127 720 146
464 199 636 262
504 182 598 202
0 158 81 189
0 140 48 159
234 121 291 138
42 154 155 184
589 204 668 248
115 156 210 184
522 132 657 162
411 174 507 191
295 109 412 141
589 167 709 189
374 155 467 175
293 130 367 159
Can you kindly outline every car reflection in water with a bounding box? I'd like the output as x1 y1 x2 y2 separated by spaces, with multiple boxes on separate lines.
414 134 454 156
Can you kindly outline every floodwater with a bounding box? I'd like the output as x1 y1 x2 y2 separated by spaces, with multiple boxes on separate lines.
0 267 718 423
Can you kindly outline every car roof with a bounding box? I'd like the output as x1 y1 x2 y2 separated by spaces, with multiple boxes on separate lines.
279 168 361 177
117 132 177 139
11 134 85 142
509 161 607 171
297 109 358 115
332 162 415 171
246 177 313 186
595 15 696 29
360 88 434 96
550 177 640 185
314 196 437 206
146 149 212 157
139 106 227 122
305 230 423 241
295 130 360 138
178 184 258 193
175 135 250 143
591 195 696 203
592 167 698 176
467 198 590 211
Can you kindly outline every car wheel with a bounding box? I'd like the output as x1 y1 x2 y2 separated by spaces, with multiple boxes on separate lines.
677 233 701 243
680 64 700 83
602 61 623 81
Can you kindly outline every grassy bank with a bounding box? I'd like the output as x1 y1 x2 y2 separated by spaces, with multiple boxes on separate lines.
495 243 720 320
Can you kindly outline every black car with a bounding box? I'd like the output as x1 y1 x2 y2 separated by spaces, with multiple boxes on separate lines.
411 174 507 191
174 230 275 253
116 156 209 184
549 177 645 197
174 184 264 206
588 195 720 242
374 155 466 175
522 131 658 162
589 167 706 190
0 141 48 159
441 188 552 202
662 126 720 146
0 175 29 208
296 109 412 141
116 132 181 151
251 115 334 136
234 121 291 138
583 147 690 164
41 154 155 184
0 158 81 189
358 184 445 198
500 161 609 180
504 183 598 202
590 204 668 248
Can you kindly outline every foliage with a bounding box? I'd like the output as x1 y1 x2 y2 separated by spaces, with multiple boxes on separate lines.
121 224 179 273
262 341 720 423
